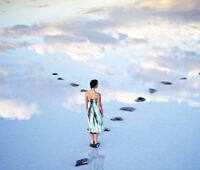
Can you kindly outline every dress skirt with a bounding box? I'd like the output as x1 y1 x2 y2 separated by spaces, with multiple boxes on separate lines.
87 98 104 133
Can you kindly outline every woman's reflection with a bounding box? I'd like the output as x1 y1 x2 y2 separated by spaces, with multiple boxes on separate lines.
88 148 105 170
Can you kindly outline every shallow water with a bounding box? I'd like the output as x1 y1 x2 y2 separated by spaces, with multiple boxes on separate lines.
0 1 200 170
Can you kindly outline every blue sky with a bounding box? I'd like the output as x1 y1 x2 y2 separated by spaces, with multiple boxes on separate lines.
0 0 200 120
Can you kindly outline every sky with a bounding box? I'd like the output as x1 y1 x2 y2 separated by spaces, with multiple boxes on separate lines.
0 1 200 169
0 0 200 120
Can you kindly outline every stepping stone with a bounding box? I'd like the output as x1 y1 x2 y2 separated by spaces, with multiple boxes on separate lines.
110 117 123 121
52 73 58 75
160 81 172 85
75 158 89 166
104 127 110 131
70 83 79 87
80 89 88 92
95 143 100 148
57 77 64 80
120 107 135 112
135 97 145 102
180 77 187 80
149 88 157 93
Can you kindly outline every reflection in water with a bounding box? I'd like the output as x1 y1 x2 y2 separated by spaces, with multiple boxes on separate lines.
0 1 200 170
88 148 105 170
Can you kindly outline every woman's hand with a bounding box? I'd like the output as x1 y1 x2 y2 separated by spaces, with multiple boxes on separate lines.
85 92 88 111
98 93 103 118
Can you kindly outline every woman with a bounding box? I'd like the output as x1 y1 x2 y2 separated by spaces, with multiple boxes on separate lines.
85 79 104 148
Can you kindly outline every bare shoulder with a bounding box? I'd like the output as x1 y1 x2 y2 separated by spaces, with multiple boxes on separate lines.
85 91 88 96
97 92 101 97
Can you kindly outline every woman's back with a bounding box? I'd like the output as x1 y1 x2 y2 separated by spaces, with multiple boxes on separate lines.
87 90 99 100
87 90 99 107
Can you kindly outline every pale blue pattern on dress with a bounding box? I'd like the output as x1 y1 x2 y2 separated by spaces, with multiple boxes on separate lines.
87 98 104 133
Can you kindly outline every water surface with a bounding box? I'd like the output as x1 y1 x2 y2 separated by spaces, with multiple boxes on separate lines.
0 0 200 169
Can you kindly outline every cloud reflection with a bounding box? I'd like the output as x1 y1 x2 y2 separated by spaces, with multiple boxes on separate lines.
0 0 200 120
0 97 42 120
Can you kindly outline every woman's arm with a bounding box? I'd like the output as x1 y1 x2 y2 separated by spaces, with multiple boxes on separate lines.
85 92 88 111
98 93 103 117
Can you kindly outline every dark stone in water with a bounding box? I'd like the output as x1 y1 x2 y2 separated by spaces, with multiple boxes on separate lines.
57 77 64 80
135 97 145 102
149 88 157 93
104 127 110 131
75 158 89 166
52 73 58 75
120 107 135 112
110 117 123 121
180 77 187 80
160 81 172 85
80 89 88 92
70 83 79 87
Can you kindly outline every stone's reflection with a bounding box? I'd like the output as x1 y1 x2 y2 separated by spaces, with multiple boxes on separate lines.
180 77 187 80
120 107 135 112
80 89 88 92
148 88 157 94
70 83 79 87
88 148 105 170
160 81 172 85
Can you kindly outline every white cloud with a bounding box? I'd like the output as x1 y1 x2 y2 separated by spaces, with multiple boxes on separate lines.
103 88 171 103
1 0 200 63
135 0 200 11
188 100 200 107
62 92 85 113
187 69 200 77
27 44 55 54
0 0 200 112
0 42 20 54
61 87 200 114
141 60 171 73
0 97 42 120
27 41 104 62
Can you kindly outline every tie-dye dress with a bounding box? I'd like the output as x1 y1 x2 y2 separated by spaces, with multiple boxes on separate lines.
87 98 104 133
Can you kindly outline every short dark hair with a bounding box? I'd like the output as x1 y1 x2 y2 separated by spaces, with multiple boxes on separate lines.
90 79 98 88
